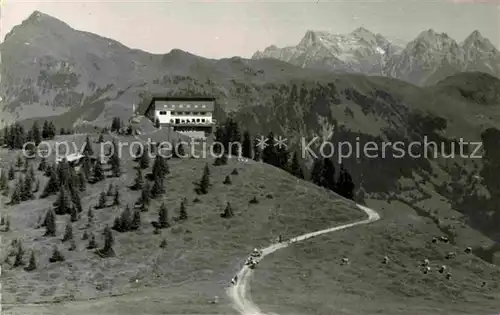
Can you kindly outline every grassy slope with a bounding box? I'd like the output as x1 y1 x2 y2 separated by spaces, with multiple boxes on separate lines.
0 133 364 308
251 199 500 315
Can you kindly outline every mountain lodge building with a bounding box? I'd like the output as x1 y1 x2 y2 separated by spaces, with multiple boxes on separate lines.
138 96 216 139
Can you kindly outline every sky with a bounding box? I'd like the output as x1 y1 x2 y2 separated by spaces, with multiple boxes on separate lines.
1 0 499 59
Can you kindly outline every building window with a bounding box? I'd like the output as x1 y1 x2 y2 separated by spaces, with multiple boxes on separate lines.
159 111 167 115
194 105 199 108
196 119 200 122
181 120 185 123
202 105 206 108
187 104 191 108
170 119 174 123
179 104 183 108
201 119 206 123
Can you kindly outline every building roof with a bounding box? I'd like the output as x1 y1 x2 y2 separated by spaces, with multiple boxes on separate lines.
137 95 216 116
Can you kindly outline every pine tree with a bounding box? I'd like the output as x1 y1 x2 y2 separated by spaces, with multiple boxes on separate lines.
109 139 121 177
101 226 115 257
151 177 165 199
77 170 86 192
57 158 71 189
106 183 115 196
223 175 232 185
13 242 24 267
131 168 143 190
98 133 104 143
310 158 323 186
320 158 336 191
290 152 303 179
21 175 33 201
38 157 47 172
33 179 40 193
44 209 56 237
41 165 60 198
42 121 50 140
62 221 73 242
81 156 91 180
242 131 252 159
152 154 168 180
159 239 167 248
10 181 21 205
68 239 76 251
49 246 65 263
96 191 107 209
31 121 41 146
83 136 94 156
179 200 187 221
113 205 132 232
158 203 169 228
8 166 15 180
54 186 71 215
220 202 234 218
25 251 37 271
92 162 105 183
16 155 23 169
87 234 97 249
113 189 120 206
131 209 141 230
0 168 7 190
139 146 150 169
140 181 151 211
87 207 94 227
195 163 210 195
336 165 355 200
276 146 290 171
262 132 278 166
82 230 89 240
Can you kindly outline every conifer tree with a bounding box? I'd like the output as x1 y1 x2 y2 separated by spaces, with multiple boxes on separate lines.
96 191 107 209
87 207 94 227
31 121 41 146
70 203 78 222
139 146 150 169
179 200 187 221
98 133 104 143
49 246 65 263
242 131 252 159
41 166 60 198
195 163 210 195
16 155 23 169
54 185 71 215
33 179 40 193
152 154 168 180
276 146 290 171
262 132 278 166
150 177 165 199
310 158 323 186
68 239 76 251
290 152 304 179
42 121 50 140
113 189 120 206
77 170 86 192
87 234 97 249
83 136 94 156
8 166 15 180
10 181 21 205
44 209 56 237
0 168 7 190
92 161 105 183
336 165 355 200
140 181 151 211
158 203 169 228
38 157 47 172
220 202 234 218
101 225 115 257
21 175 33 201
25 251 37 271
131 209 141 230
106 183 114 196
13 242 24 267
62 221 73 242
82 230 89 240
131 168 143 190
109 139 121 177
159 239 167 248
223 175 232 185
320 158 336 191
81 156 92 180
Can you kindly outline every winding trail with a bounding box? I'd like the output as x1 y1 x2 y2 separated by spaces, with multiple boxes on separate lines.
227 204 381 315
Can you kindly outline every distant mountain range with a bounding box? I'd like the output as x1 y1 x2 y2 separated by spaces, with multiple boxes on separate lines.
252 28 500 86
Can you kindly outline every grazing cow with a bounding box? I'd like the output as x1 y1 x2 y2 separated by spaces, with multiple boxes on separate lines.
446 273 452 280
445 252 456 260
231 276 238 285
341 257 349 265
481 281 487 287
464 247 472 254
210 296 219 304
440 236 449 243
431 237 438 244
383 256 389 264
423 266 431 274
439 265 447 274
421 259 430 267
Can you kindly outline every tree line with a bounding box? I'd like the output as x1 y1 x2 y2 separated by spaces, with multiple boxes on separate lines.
213 117 355 200
0 120 76 150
